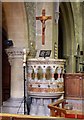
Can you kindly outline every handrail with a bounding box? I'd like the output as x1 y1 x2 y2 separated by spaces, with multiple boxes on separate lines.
48 105 66 114
48 99 66 117
48 99 65 106
48 99 84 118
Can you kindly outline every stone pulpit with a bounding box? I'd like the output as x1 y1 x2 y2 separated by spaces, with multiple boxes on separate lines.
26 3 65 116
27 58 65 116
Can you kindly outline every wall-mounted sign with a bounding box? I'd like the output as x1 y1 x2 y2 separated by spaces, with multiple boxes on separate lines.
39 50 51 58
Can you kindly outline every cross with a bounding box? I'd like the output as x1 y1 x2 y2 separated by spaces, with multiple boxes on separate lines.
36 9 52 45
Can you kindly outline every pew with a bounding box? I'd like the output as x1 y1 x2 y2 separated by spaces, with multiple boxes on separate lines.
0 113 67 120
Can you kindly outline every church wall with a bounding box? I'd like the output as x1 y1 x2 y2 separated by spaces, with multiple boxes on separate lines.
71 2 82 51
2 2 28 48
65 2 75 73
71 2 83 72
59 2 75 73
59 2 83 73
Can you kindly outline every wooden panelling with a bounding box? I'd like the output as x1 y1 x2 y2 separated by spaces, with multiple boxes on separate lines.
64 73 84 99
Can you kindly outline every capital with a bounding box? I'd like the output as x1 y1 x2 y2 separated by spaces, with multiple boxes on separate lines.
5 47 24 65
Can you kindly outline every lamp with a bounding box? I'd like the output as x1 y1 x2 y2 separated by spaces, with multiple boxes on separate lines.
55 11 59 24
54 2 59 24
4 39 13 48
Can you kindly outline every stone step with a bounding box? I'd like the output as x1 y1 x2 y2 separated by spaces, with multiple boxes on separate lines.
2 98 27 114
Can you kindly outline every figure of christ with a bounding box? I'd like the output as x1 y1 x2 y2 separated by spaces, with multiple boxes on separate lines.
36 9 52 45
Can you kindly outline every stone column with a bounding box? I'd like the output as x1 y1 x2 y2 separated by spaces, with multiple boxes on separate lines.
6 47 24 98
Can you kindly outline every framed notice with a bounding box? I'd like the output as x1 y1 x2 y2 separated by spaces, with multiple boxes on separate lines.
39 50 51 58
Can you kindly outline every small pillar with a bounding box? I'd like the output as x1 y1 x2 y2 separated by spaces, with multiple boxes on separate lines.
28 68 32 81
51 68 55 81
57 67 61 82
34 69 38 81
42 67 46 81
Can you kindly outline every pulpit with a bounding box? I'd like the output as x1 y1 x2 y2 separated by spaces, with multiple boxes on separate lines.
27 58 66 116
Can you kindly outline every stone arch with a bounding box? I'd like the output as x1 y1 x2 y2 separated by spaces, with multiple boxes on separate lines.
59 2 75 72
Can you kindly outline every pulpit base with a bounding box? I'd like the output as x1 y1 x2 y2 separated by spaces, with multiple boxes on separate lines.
29 93 64 116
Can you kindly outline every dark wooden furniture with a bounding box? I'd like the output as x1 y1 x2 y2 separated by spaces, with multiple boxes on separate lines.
64 73 84 99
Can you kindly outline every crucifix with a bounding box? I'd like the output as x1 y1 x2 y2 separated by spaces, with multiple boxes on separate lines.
36 9 52 45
